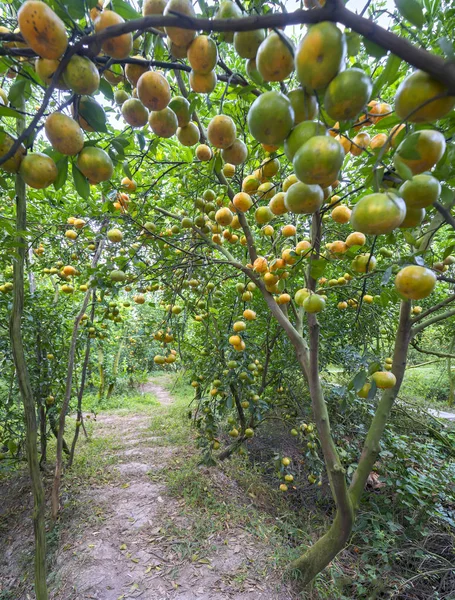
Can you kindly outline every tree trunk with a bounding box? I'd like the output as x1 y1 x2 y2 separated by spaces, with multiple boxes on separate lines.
447 335 455 406
68 291 96 467
98 346 105 399
9 102 49 600
106 336 123 398
349 300 412 507
51 241 104 520
39 403 47 468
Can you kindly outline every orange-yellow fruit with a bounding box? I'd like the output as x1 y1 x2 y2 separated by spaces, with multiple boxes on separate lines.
35 58 67 89
0 131 25 173
395 70 455 123
63 55 99 95
77 146 114 184
94 10 133 59
243 309 256 320
395 265 436 300
260 157 280 178
269 192 288 215
293 136 344 188
221 139 248 165
207 115 237 149
331 204 351 223
368 101 391 124
351 132 370 156
143 0 167 22
187 35 218 74
282 224 296 237
177 122 200 146
223 163 235 178
196 144 212 161
370 133 389 152
18 1 68 60
137 71 171 110
399 174 440 208
215 207 233 226
295 22 345 90
284 182 324 214
189 70 217 94
394 130 446 176
125 57 149 87
330 240 348 255
233 192 253 212
295 240 311 255
122 98 149 127
351 253 377 273
164 0 196 48
44 113 84 156
372 371 396 389
168 96 191 127
255 206 274 224
351 192 406 234
242 175 260 194
148 107 178 138
121 177 137 192
324 68 373 121
19 152 57 189
63 265 76 276
282 174 299 192
399 206 425 228
248 91 294 145
233 28 266 59
287 88 317 124
256 31 294 82
336 134 351 155
345 232 366 247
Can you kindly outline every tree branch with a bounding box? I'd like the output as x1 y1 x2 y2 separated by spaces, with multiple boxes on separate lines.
411 339 455 360
412 307 455 336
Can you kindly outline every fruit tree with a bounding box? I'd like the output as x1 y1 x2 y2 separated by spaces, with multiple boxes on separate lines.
1 0 455 596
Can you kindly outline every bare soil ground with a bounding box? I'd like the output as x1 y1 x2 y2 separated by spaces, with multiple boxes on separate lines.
0 384 297 600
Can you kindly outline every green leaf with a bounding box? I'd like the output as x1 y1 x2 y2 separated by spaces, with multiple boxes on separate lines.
72 164 90 199
112 0 141 19
78 97 107 132
8 79 28 107
0 105 22 119
309 258 326 280
346 31 361 56
372 54 402 97
123 161 132 179
363 38 388 59
395 0 425 28
368 361 382 375
98 78 114 100
54 157 68 191
381 266 393 285
438 37 455 60
367 379 377 399
352 370 367 392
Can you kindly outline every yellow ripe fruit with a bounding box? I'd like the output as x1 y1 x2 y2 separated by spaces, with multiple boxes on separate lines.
331 205 351 223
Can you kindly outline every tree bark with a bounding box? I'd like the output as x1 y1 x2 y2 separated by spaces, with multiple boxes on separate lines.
51 240 104 520
9 102 49 600
106 336 124 398
68 291 96 467
349 300 412 507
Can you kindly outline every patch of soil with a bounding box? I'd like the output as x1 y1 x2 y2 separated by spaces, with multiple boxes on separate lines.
1 382 297 600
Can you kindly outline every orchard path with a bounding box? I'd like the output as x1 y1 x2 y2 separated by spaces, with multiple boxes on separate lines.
49 379 294 600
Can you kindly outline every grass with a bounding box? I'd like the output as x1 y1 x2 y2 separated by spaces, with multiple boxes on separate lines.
400 363 454 410
82 390 160 414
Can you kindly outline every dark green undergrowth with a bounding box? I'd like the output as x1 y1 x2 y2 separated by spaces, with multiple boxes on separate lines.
151 373 455 600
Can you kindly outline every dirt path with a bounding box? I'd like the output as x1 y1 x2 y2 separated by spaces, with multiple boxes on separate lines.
48 382 294 600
